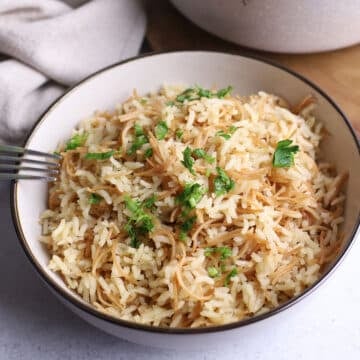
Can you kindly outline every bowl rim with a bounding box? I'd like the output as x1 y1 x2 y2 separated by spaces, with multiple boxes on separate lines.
10 50 360 335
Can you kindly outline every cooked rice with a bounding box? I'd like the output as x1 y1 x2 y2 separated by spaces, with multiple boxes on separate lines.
40 85 346 327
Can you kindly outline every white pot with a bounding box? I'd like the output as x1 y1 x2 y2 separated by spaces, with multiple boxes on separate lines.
171 0 360 53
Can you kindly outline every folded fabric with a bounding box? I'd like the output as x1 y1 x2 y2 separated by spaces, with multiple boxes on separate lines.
0 0 146 144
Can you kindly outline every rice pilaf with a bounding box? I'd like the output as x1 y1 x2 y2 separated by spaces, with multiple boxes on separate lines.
40 85 347 327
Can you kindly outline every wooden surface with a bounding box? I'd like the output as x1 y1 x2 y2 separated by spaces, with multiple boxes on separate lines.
146 0 360 135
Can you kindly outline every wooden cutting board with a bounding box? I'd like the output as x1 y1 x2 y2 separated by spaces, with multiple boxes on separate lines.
146 0 360 135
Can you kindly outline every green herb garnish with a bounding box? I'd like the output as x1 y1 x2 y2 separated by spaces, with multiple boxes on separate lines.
216 86 233 98
85 150 115 160
89 193 102 205
144 148 153 158
142 195 157 210
225 268 238 286
124 195 140 213
204 246 232 260
207 266 220 278
273 139 299 168
175 129 183 139
216 126 238 140
124 195 154 248
192 148 206 158
176 88 199 103
166 100 175 106
124 196 154 232
192 148 215 164
155 121 168 140
176 183 205 210
216 130 231 140
65 133 88 151
127 124 149 155
181 147 215 174
175 85 233 103
213 167 235 196
176 184 204 241
198 88 212 98
229 126 237 134
140 98 147 105
219 247 232 260
181 147 196 175
124 223 140 249
179 216 197 241
134 123 144 136
205 168 212 177
205 247 233 279
176 183 206 210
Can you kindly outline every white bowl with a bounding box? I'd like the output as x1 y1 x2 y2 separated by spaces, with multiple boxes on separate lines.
171 0 360 53
11 51 360 350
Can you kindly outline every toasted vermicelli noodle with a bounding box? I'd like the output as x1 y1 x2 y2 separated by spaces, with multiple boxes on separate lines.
40 85 347 327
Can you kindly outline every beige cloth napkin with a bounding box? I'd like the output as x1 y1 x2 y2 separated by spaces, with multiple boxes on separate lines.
0 0 146 144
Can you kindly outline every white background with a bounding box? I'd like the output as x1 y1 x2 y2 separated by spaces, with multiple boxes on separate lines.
0 181 359 359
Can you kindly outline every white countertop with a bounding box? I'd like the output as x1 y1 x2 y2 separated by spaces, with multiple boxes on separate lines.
1 180 359 359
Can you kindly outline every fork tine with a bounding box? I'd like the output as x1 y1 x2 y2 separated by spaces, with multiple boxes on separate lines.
0 145 61 160
0 145 61 182
0 173 57 181
0 164 60 174
0 155 60 168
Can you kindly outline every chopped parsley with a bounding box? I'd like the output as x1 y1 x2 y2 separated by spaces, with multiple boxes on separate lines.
127 124 149 155
214 167 235 196
124 195 154 248
179 215 197 241
207 266 220 278
197 88 212 98
175 129 183 139
216 126 238 140
216 86 233 98
65 133 88 151
89 193 102 204
140 98 148 105
176 183 206 209
229 126 238 134
204 246 232 260
155 121 169 140
273 139 299 168
181 147 215 174
176 184 204 241
134 123 144 136
142 195 156 210
85 150 115 160
124 223 140 249
192 148 215 164
166 100 175 106
205 168 212 177
205 247 234 279
124 195 140 213
181 147 195 175
216 130 231 140
175 85 233 103
224 268 238 286
144 148 153 158
176 88 199 103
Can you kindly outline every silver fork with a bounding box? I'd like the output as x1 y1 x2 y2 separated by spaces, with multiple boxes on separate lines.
0 145 61 181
